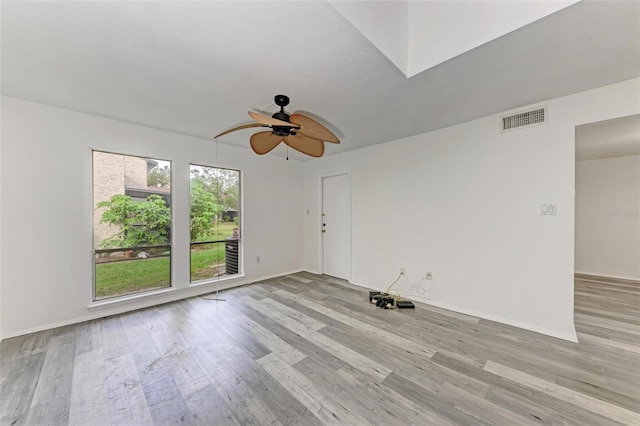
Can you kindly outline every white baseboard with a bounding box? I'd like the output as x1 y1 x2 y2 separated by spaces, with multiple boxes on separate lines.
1 269 305 341
412 297 578 343
574 270 640 282
348 280 578 343
2 269 580 343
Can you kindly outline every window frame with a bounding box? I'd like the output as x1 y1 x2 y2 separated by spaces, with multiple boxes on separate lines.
91 149 174 301
188 162 242 284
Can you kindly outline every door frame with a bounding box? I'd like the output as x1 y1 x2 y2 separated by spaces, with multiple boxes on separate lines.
317 171 352 280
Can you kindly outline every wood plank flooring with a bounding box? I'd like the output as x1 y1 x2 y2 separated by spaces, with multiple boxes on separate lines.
1 273 638 425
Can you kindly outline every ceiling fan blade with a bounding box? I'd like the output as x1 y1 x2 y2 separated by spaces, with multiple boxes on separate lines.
248 111 298 128
214 122 266 138
290 113 340 144
250 131 284 155
285 133 325 158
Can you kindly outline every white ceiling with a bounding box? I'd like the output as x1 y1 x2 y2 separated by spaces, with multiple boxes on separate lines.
1 1 639 160
331 0 577 77
576 114 640 161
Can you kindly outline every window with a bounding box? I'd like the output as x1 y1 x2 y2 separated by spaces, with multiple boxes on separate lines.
92 151 172 300
189 164 241 282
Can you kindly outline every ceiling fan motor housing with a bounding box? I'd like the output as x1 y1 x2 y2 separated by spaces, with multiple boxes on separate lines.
272 110 290 122
272 95 293 136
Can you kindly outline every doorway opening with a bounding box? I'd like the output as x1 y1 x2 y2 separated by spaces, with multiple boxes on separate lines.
574 114 640 346
575 114 640 282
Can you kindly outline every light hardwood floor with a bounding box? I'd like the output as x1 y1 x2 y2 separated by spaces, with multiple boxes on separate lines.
1 273 639 425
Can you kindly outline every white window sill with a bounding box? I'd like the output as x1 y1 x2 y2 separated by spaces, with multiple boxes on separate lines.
88 274 245 312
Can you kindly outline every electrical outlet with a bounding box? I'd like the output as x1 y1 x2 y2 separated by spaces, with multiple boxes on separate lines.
400 268 405 275
256 256 260 263
426 272 433 280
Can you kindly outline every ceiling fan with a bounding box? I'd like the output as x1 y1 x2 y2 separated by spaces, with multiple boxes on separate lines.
214 95 340 158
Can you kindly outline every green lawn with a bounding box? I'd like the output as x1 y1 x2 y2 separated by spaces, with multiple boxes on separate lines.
191 222 237 281
195 222 237 242
95 223 239 299
95 256 170 299
190 244 225 281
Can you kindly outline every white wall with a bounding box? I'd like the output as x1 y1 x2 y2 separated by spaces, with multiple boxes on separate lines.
329 0 576 78
407 0 577 77
3 80 639 341
329 0 409 75
304 78 640 342
0 97 304 339
575 155 640 280
0 98 3 339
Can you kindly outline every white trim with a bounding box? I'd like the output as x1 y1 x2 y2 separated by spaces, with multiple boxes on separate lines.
348 279 579 343
1 270 303 340
318 170 352 281
90 148 178 299
574 270 640 282
88 273 245 310
415 297 578 343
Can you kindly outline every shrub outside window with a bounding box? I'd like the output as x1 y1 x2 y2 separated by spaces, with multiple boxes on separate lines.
92 151 172 300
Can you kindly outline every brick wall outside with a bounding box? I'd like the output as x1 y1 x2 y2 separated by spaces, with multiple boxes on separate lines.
93 152 148 248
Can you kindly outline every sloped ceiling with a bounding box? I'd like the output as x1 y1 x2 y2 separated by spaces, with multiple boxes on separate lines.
1 1 639 160
576 114 640 161
330 0 578 77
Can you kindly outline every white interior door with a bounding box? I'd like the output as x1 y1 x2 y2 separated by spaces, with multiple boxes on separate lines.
322 173 350 280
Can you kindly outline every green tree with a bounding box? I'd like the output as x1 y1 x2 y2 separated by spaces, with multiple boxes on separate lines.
222 184 239 211
97 194 171 248
190 167 239 211
148 165 171 187
190 178 224 241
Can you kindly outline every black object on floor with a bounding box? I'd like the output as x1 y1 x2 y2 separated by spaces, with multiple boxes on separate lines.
397 300 415 309
376 296 395 308
369 291 383 302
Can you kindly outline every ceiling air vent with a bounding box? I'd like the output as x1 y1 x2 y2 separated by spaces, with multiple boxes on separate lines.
500 106 547 132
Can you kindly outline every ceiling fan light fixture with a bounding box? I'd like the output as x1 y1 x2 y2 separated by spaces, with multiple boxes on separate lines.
272 126 290 137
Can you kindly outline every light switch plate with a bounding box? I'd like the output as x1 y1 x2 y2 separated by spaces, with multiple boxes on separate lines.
541 204 557 215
